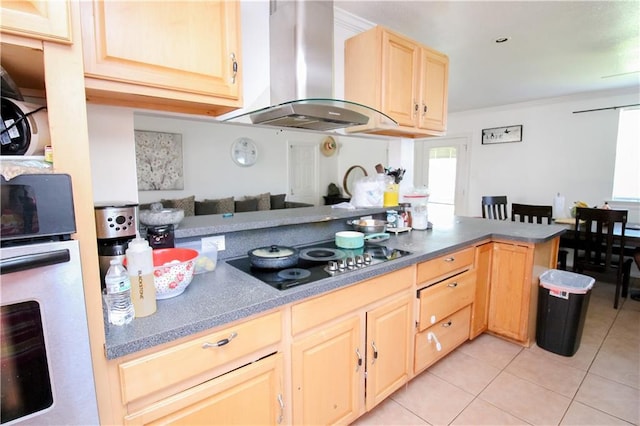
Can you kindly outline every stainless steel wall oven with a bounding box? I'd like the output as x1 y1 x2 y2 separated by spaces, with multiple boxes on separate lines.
1 174 98 425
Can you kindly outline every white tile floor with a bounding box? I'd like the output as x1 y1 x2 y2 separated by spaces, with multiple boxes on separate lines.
353 279 640 425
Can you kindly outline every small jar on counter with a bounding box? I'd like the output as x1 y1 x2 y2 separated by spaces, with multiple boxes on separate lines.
386 210 399 228
399 203 412 228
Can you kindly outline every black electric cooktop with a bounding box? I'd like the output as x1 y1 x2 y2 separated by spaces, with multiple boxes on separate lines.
227 240 411 291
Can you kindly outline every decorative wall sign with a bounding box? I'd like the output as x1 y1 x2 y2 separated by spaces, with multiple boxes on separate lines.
482 125 523 144
135 130 184 190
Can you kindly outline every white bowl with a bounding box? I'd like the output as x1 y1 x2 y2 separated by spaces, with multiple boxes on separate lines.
152 248 198 299
139 208 184 227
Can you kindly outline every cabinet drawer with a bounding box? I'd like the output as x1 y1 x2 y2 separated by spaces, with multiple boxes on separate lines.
417 247 474 284
417 270 475 331
119 311 281 404
414 305 471 373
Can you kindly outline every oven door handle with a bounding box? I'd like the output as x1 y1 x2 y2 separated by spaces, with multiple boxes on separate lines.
0 249 70 275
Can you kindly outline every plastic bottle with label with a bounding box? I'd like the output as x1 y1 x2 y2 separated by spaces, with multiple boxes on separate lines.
126 234 157 317
103 259 135 325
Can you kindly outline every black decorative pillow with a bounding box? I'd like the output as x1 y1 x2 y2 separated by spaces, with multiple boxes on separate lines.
246 192 271 210
235 198 258 212
200 197 235 214
161 195 195 216
270 193 286 209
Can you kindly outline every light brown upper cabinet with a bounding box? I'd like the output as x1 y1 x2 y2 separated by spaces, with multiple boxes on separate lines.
0 0 71 44
79 0 242 116
345 26 449 138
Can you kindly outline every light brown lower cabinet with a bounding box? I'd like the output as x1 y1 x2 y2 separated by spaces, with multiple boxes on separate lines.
488 242 533 343
124 353 284 425
470 242 492 339
115 311 283 425
290 268 414 425
487 238 559 346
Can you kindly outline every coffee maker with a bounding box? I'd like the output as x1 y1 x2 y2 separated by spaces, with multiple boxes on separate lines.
94 202 138 289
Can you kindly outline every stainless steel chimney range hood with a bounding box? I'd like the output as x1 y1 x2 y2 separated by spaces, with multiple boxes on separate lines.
223 1 396 132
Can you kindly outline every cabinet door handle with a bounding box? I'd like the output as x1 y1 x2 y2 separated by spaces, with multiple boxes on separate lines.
444 257 455 262
230 52 238 84
442 320 453 328
355 348 363 372
413 100 418 118
447 282 458 288
277 394 284 424
423 103 428 116
202 332 238 348
371 341 378 364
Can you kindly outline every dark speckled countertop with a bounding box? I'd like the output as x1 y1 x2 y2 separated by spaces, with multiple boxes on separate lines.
104 208 566 360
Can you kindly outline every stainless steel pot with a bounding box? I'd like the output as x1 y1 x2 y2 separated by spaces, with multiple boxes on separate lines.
248 245 299 269
347 219 387 234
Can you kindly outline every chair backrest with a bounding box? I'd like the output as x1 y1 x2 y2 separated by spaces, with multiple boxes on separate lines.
511 203 553 224
573 207 627 275
481 196 508 220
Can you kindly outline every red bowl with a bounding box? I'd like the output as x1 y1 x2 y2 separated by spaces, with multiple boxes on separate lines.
151 248 199 299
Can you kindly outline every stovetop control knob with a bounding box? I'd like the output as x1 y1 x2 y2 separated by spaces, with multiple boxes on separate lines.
346 257 355 269
355 255 364 266
363 253 373 264
327 260 339 272
336 259 346 270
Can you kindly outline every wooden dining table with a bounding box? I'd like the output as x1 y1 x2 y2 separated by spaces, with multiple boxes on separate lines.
554 217 640 254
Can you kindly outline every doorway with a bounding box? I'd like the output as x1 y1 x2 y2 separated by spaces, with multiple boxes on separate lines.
288 141 319 205
414 136 470 222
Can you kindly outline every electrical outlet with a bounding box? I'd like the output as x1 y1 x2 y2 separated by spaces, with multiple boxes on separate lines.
202 235 225 251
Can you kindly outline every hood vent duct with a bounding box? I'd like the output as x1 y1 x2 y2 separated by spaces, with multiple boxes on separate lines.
224 1 396 132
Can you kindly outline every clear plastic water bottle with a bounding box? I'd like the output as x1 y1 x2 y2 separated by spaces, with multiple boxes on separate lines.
104 259 135 326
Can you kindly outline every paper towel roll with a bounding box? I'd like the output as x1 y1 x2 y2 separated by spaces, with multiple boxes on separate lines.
553 193 565 218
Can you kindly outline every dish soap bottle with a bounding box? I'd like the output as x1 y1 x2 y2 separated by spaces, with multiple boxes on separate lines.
126 234 156 317
104 259 135 325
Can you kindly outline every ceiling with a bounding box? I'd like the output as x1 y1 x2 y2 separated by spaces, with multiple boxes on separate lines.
335 0 640 113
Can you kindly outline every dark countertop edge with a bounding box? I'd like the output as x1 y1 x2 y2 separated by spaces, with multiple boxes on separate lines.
104 217 566 359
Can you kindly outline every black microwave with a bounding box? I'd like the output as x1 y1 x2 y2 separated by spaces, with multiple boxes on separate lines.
1 174 76 245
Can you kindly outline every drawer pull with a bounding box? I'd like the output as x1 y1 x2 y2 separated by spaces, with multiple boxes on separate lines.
277 393 284 424
442 321 453 328
447 282 458 288
371 341 378 364
427 332 442 351
355 348 363 372
202 332 238 348
444 257 455 262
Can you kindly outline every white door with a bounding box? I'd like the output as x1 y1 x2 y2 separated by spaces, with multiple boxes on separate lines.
414 136 470 222
288 141 319 205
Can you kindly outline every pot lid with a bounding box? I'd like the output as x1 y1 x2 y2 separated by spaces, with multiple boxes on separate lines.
249 245 298 259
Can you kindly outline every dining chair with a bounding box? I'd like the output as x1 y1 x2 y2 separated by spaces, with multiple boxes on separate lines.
573 207 630 309
511 203 568 270
481 196 508 220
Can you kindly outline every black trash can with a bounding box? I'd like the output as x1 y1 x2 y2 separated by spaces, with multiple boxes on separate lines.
536 269 595 357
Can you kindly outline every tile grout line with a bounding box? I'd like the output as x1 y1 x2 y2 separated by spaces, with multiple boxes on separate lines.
556 295 624 425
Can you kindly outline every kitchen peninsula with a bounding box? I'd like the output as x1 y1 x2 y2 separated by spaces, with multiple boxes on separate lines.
102 207 565 424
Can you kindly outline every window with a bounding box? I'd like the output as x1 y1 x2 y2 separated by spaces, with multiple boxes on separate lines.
612 108 640 202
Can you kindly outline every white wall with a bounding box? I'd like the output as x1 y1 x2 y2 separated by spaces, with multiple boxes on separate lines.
87 1 391 206
88 106 390 205
87 3 638 223
446 88 639 221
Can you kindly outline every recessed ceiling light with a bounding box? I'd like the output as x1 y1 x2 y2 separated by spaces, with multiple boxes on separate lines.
495 37 510 44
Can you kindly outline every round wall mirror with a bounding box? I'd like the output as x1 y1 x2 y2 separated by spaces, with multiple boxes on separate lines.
343 165 368 197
